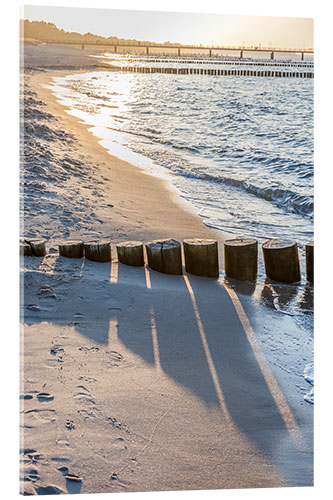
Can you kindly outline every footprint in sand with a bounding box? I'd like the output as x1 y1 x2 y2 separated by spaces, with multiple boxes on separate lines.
26 304 41 312
76 384 88 391
58 467 82 483
78 375 96 384
106 351 123 367
65 419 75 430
74 385 96 405
24 408 57 426
74 385 96 404
20 394 34 400
56 422 70 447
20 449 47 466
65 474 82 482
79 346 100 352
44 357 64 369
21 467 39 483
107 417 130 434
58 465 69 475
109 473 130 488
38 284 57 299
112 437 128 451
37 392 54 402
56 438 70 447
50 345 64 356
45 345 65 369
21 487 36 496
77 408 99 422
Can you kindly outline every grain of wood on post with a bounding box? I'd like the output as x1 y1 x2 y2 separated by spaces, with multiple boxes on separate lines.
84 240 111 262
183 238 219 278
305 241 314 283
146 239 182 275
25 238 46 257
262 239 301 283
116 241 144 267
59 240 84 259
224 238 258 281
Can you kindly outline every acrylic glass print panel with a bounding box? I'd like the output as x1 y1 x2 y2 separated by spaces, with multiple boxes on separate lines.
20 5 314 495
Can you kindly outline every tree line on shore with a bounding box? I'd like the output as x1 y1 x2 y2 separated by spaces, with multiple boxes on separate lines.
20 19 181 47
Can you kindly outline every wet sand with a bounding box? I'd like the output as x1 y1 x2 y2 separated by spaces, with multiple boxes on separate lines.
20 44 313 495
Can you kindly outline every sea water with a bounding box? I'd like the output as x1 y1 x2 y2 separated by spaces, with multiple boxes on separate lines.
49 56 313 245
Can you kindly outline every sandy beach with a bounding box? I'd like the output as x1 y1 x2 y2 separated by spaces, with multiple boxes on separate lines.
20 44 313 495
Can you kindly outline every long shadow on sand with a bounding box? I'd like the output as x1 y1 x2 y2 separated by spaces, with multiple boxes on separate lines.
23 256 312 486
147 272 312 485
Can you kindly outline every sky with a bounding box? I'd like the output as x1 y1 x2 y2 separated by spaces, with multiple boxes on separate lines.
22 5 313 49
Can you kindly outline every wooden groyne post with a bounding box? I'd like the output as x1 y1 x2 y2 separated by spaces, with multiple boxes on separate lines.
224 238 258 281
183 239 219 278
25 238 46 257
146 239 182 275
116 241 144 267
262 239 301 283
59 240 84 258
84 240 111 262
20 241 32 256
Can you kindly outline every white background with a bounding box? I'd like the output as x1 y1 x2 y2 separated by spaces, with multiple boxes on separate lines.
1 1 330 499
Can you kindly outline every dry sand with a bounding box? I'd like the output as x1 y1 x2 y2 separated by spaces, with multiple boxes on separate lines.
20 44 313 495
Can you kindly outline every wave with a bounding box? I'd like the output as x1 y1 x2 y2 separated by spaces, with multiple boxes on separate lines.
106 124 313 179
101 125 313 217
171 169 313 217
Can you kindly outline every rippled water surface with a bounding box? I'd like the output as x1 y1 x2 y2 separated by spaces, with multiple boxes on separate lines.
49 60 313 247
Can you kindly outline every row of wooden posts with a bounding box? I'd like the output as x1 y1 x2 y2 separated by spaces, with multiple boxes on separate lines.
21 237 313 284
117 65 314 79
125 57 313 69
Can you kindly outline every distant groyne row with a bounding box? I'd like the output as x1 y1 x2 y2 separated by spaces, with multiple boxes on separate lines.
115 56 314 70
111 64 313 79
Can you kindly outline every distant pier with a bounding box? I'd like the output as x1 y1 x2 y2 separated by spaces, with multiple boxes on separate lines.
40 39 313 61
